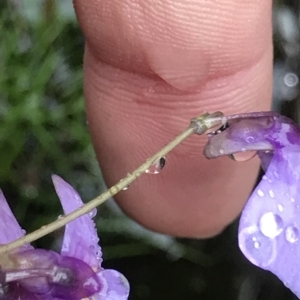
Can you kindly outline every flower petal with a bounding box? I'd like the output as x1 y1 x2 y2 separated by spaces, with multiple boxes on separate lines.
204 112 300 298
52 175 102 270
239 149 300 298
51 256 102 299
0 190 30 249
96 270 130 300
203 112 300 159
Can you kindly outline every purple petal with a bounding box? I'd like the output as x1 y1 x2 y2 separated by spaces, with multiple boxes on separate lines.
203 112 300 159
0 190 31 250
96 270 130 300
7 283 38 300
12 249 60 295
51 256 102 299
204 112 300 298
239 149 300 297
18 285 39 300
10 248 102 299
52 175 102 270
204 114 275 158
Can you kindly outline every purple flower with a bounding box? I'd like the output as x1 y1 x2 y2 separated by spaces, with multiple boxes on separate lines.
204 112 300 298
0 175 130 299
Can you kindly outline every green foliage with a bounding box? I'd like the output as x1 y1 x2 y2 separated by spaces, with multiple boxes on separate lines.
0 2 102 234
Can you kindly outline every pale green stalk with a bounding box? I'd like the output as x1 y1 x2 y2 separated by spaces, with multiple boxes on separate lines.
0 112 224 254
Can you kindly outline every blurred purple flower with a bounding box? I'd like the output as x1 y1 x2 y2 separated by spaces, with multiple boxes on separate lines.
0 175 129 300
204 112 300 298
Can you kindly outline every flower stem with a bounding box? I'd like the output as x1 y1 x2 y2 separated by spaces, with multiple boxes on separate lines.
0 112 224 254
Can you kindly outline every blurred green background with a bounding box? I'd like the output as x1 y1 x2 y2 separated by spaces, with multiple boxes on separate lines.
1 1 300 299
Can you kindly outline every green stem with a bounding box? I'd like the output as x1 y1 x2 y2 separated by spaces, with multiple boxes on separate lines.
0 112 224 254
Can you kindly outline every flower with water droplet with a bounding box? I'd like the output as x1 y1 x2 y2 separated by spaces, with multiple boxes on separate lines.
203 111 300 298
0 176 130 299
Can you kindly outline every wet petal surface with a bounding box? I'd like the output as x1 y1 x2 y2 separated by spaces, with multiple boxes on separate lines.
97 270 130 300
0 190 31 250
239 150 300 297
52 175 102 270
204 112 300 298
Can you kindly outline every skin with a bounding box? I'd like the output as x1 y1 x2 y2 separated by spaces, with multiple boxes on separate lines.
73 0 273 237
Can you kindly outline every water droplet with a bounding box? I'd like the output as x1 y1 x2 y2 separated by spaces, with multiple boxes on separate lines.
257 189 264 197
269 190 275 198
252 237 261 249
278 204 284 212
132 171 141 180
229 151 257 162
96 249 102 261
246 136 254 143
146 157 166 174
254 241 260 248
291 197 295 203
57 215 64 220
285 226 299 243
241 147 247 152
238 226 277 267
262 175 268 181
89 208 97 218
21 229 26 235
259 212 283 238
119 179 129 190
219 149 225 154
109 186 119 194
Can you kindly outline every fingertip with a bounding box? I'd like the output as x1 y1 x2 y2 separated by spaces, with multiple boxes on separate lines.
75 0 273 237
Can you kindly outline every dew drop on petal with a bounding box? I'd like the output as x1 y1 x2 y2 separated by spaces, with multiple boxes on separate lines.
96 249 102 261
269 190 275 198
259 212 283 238
89 208 97 219
285 226 299 243
257 189 265 197
291 197 296 203
262 175 268 181
246 136 254 143
229 151 257 162
253 240 260 249
278 204 284 212
146 157 166 174
219 149 225 154
239 226 277 267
